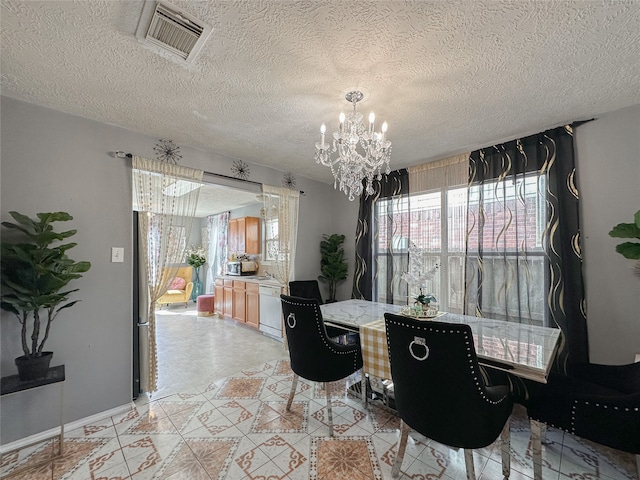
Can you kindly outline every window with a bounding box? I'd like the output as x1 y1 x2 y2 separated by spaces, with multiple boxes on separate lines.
373 172 547 324
374 186 467 312
264 216 279 261
465 174 548 325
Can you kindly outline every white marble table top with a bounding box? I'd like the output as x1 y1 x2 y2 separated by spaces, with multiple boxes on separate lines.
321 299 561 383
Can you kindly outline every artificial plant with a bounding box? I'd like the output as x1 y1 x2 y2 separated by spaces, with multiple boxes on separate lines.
609 209 640 260
318 233 348 302
1 211 91 358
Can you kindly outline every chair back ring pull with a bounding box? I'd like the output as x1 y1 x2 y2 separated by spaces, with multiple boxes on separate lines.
409 337 429 361
287 312 297 328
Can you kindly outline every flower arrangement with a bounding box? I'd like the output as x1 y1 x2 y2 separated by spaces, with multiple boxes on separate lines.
185 245 207 268
413 289 437 306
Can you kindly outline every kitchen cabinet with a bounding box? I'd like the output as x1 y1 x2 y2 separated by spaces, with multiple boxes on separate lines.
228 217 261 254
223 279 233 318
245 283 260 328
214 279 224 316
215 277 262 330
232 280 246 322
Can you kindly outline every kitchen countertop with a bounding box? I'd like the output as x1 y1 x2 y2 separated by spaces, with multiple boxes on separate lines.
216 275 283 287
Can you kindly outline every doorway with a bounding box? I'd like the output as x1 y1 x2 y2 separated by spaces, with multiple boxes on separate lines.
133 180 271 399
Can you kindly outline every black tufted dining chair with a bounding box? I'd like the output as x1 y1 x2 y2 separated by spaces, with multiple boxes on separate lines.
280 294 363 436
527 362 640 480
288 280 353 341
288 280 324 304
384 313 514 479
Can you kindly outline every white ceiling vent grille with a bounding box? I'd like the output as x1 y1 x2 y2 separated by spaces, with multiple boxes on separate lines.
135 1 212 64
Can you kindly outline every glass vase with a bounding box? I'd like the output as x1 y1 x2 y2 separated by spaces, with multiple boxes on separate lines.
191 266 204 302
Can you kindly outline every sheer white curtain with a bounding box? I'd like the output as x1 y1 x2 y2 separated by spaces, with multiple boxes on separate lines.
261 185 299 291
132 156 203 393
405 154 469 312
205 211 229 294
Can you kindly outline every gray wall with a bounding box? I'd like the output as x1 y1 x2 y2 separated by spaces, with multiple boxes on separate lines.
0 96 340 443
575 104 640 364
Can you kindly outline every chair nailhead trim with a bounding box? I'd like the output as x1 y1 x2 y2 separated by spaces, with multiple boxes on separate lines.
386 317 509 406
281 297 361 372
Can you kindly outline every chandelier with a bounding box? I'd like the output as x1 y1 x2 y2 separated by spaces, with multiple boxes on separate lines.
314 91 392 201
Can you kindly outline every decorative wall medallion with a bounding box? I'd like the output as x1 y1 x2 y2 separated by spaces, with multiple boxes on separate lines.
154 139 182 164
231 160 250 180
282 172 296 190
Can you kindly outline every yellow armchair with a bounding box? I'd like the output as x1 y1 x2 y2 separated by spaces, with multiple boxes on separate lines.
157 266 194 307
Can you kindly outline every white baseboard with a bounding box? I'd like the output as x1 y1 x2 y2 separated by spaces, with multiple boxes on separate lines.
0 402 133 454
635 353 640 363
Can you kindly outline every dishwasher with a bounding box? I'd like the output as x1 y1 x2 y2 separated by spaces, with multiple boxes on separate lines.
259 284 283 340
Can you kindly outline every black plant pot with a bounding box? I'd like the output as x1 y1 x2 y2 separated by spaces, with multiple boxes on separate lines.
15 352 53 381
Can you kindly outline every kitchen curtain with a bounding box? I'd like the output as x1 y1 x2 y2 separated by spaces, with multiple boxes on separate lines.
352 169 409 303
205 211 229 294
261 185 299 291
464 125 588 375
132 156 203 393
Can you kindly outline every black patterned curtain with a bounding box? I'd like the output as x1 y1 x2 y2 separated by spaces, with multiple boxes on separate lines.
352 169 409 302
465 125 588 379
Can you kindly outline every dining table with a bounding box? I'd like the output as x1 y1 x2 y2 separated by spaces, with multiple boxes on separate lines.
320 299 562 394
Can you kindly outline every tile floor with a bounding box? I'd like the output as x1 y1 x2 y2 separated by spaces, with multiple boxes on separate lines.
2 307 637 480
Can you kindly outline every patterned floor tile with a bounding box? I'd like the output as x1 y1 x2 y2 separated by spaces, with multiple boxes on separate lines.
310 435 383 480
250 401 308 434
184 437 239 479
240 361 276 378
7 344 635 480
233 434 307 479
260 374 312 402
213 377 265 400
0 439 58 478
51 438 113 480
272 359 294 376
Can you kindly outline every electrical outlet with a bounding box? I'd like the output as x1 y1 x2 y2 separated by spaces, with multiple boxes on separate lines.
111 247 124 263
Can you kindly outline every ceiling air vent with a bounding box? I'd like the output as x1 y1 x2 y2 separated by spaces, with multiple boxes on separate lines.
135 1 212 64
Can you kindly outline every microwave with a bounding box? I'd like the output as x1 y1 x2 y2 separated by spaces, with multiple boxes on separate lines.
227 261 258 276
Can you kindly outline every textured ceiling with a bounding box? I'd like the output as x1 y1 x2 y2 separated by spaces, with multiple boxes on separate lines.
2 0 640 189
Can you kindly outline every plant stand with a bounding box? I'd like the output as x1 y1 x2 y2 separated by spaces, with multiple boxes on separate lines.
0 365 65 479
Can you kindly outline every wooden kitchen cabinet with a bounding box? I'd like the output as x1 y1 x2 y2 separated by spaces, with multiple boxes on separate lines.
232 280 246 322
217 278 260 330
223 279 234 318
228 217 261 254
245 283 260 328
214 279 224 316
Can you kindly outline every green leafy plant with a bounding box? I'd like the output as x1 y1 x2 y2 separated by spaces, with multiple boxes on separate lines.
609 210 640 260
1 211 91 357
413 289 437 306
185 245 207 268
318 233 348 303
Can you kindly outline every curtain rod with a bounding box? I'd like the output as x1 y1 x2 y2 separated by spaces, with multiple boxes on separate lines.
114 151 305 195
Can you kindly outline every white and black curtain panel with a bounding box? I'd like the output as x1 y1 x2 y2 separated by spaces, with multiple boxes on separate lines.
465 125 588 384
352 169 409 302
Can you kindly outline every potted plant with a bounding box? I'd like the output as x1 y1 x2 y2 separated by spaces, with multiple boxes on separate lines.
609 209 640 278
1 212 91 380
413 289 437 310
318 233 348 303
185 245 206 301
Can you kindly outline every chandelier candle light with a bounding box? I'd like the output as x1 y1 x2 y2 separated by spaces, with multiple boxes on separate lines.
315 91 392 201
